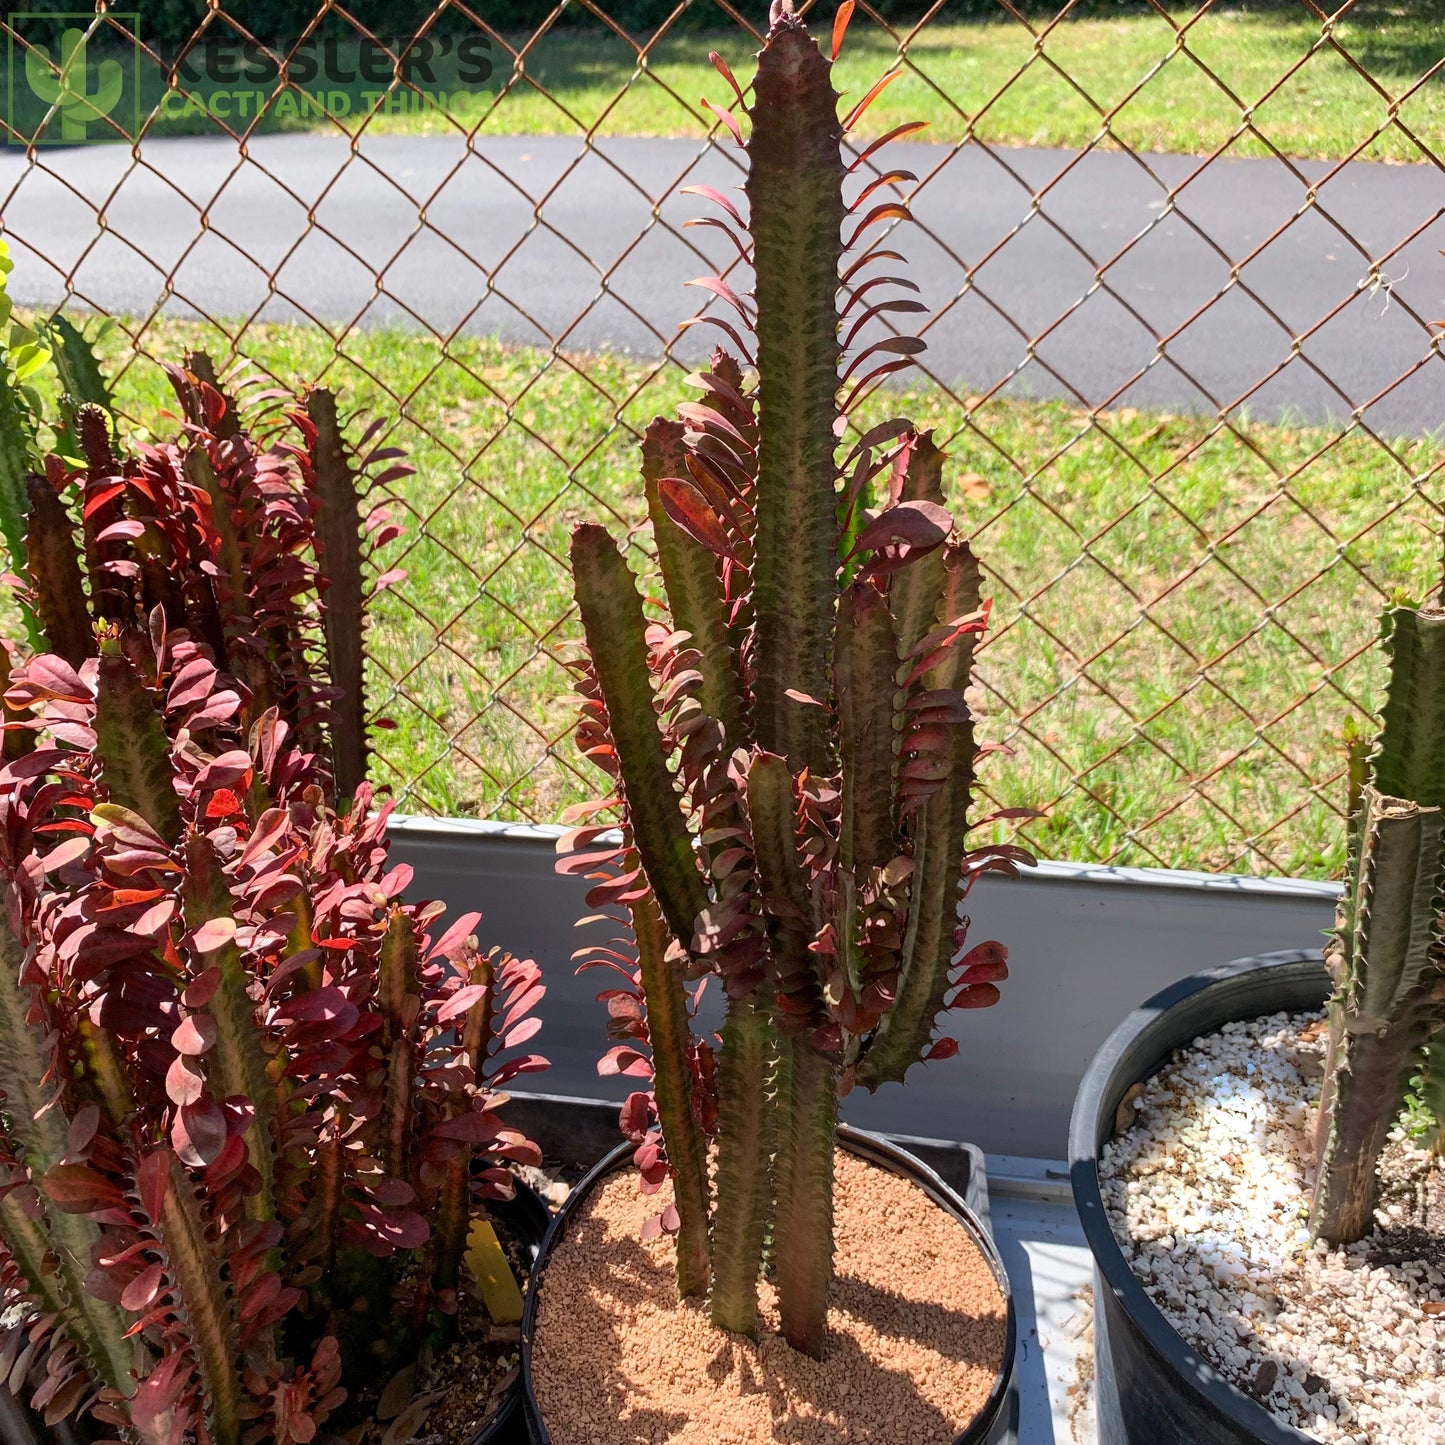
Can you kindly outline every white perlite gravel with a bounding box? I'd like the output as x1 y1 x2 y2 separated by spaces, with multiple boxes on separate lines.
1099 1010 1445 1444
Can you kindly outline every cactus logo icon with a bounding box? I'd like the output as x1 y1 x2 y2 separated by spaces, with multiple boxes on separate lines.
7 15 140 143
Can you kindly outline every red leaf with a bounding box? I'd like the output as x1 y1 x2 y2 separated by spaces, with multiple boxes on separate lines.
702 99 744 147
924 1037 959 1060
193 750 253 790
848 120 930 171
685 274 753 322
678 183 745 228
121 1261 166 1312
66 1102 101 1157
82 479 125 517
489 1054 548 1086
41 835 91 873
187 919 238 953
129 1350 190 1445
707 49 747 106
172 1014 218 1056
354 1205 429 1251
950 983 1001 1010
168 658 218 710
15 655 89 703
183 966 223 1009
379 864 413 898
657 476 736 560
619 1092 651 1143
173 1100 228 1167
136 1149 171 1222
205 788 243 819
501 982 545 1033
275 985 356 1028
502 1015 542 1049
166 1055 205 1107
96 518 145 543
369 1178 417 1207
853 499 952 556
41 1164 123 1215
436 983 488 1023
843 68 903 132
832 0 855 58
956 940 1006 973
429 1111 499 1143
955 956 1008 989
599 1046 651 1078
426 910 483 963
135 898 178 937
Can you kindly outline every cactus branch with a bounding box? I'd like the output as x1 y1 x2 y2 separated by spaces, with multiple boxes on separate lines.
641 419 744 740
94 646 182 846
141 1150 245 1445
570 525 709 945
23 475 92 664
746 15 845 774
836 582 900 877
1312 786 1445 1243
707 994 775 1337
305 388 369 801
1371 606 1445 808
180 835 280 1226
771 1037 838 1358
858 544 982 1088
632 891 711 1297
0 918 133 1396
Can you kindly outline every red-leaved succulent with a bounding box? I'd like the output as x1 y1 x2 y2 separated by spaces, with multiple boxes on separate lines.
0 359 545 1443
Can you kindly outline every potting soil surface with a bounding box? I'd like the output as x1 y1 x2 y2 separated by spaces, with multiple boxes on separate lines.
1101 1009 1445 1444
529 1148 1009 1444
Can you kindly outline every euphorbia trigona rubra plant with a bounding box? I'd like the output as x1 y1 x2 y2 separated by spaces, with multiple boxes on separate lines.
563 0 1031 1359
0 364 545 1443
24 351 401 804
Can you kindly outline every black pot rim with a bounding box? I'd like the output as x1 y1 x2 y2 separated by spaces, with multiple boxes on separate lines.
521 1122 1017 1445
1068 948 1329 1445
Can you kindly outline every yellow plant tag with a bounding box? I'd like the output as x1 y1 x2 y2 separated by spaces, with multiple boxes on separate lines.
464 1217 524 1325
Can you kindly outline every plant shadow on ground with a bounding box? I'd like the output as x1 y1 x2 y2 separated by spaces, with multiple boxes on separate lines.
48 315 1443 877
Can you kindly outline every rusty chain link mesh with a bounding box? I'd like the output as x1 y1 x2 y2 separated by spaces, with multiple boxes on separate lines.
0 0 1441 877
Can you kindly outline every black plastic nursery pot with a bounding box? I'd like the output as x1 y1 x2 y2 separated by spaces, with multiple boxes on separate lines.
467 1179 554 1445
4 1182 551 1445
519 1124 1019 1445
1069 949 1330 1445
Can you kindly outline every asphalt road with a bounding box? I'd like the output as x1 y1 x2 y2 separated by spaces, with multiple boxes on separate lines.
1 132 1441 432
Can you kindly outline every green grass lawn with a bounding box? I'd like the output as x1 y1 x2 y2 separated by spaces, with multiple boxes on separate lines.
83 315 1443 879
16 3 1442 162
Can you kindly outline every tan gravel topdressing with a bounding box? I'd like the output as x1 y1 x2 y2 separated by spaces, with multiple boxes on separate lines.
529 1148 1008 1444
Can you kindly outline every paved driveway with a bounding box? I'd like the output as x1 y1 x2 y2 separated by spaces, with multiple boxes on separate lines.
2 132 1441 432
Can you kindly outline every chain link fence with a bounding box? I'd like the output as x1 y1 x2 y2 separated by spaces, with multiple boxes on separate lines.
0 0 1441 877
